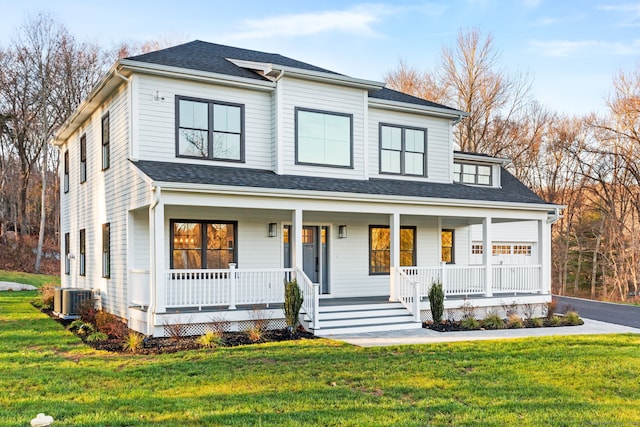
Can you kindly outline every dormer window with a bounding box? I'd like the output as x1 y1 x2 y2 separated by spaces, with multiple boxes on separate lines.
176 96 244 162
454 162 492 186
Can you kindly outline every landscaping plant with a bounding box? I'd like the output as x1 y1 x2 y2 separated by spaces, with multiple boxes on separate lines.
428 280 445 323
284 279 303 332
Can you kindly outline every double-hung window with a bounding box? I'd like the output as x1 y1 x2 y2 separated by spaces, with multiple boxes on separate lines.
441 229 455 264
380 124 427 176
63 150 69 193
176 96 244 162
454 162 492 185
171 220 237 269
79 229 86 276
296 107 352 168
102 223 110 278
64 232 70 275
369 225 416 275
80 134 87 183
102 113 110 170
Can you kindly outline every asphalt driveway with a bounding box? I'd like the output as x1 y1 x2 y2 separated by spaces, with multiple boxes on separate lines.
554 295 640 329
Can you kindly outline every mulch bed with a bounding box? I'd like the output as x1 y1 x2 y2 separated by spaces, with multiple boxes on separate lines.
424 317 584 332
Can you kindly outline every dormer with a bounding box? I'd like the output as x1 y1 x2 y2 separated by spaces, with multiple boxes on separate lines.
453 151 509 188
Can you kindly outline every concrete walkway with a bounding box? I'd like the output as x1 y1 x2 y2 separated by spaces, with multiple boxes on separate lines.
0 281 37 291
323 318 640 347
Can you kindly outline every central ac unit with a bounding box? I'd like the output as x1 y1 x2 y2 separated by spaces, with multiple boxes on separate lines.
54 288 93 319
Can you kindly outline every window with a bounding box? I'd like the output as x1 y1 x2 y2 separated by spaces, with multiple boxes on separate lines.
63 150 69 193
102 223 110 278
171 220 237 269
176 97 244 162
441 229 454 264
80 134 87 183
369 226 416 275
471 244 483 255
380 124 427 176
492 244 511 255
79 229 86 276
513 245 532 255
454 162 492 185
64 232 70 275
102 113 110 170
296 107 352 168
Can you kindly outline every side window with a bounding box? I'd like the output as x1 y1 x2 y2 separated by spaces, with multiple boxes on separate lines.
63 150 69 193
64 232 70 275
79 229 86 276
80 134 87 183
102 223 110 278
102 113 110 170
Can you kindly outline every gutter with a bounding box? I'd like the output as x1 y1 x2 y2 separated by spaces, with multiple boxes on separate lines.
547 207 563 224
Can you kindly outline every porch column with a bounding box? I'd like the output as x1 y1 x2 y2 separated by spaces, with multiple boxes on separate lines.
483 216 493 297
389 212 400 301
538 219 551 294
292 208 303 272
153 198 166 314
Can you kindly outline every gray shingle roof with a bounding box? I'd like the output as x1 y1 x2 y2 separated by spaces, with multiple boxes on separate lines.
133 160 551 206
369 87 460 112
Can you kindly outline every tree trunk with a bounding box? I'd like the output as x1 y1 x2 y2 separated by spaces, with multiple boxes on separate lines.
35 144 48 272
590 233 602 300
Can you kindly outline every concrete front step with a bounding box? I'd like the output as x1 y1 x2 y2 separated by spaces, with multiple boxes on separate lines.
320 308 410 320
314 321 423 336
321 314 416 328
319 302 405 313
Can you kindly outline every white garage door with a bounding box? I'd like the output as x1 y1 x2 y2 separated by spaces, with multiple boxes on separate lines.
470 242 535 265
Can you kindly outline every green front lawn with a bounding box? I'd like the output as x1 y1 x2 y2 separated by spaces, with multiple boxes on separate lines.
0 269 59 288
1 292 639 426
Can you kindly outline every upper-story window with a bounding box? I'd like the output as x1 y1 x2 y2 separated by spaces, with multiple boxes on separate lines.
379 124 427 176
176 96 244 162
295 107 352 168
454 162 492 185
63 150 69 193
102 113 110 170
80 134 87 184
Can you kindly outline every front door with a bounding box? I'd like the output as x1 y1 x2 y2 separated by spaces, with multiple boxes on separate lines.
284 225 329 294
302 226 318 283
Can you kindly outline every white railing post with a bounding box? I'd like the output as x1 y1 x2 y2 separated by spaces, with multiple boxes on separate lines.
413 277 420 322
313 283 320 330
228 263 237 309
440 261 447 299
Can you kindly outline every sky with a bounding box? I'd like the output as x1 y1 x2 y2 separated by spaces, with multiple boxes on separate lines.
1 0 639 116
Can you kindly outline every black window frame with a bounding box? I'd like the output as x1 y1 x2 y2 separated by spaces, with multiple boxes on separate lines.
102 223 110 278
453 162 493 186
80 134 87 184
102 113 110 171
170 219 238 269
295 107 354 169
64 232 70 275
379 123 428 177
441 229 455 264
369 225 417 275
79 229 86 276
63 150 69 193
175 95 245 163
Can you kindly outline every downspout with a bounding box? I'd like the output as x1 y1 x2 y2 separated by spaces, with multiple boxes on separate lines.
452 114 465 125
547 207 562 224
147 185 161 336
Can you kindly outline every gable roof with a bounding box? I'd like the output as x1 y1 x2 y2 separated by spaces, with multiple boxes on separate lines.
133 160 552 207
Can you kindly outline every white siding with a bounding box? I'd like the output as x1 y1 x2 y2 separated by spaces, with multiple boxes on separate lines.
280 77 366 179
368 107 451 183
135 74 273 170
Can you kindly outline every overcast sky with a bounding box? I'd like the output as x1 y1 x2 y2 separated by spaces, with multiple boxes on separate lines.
2 0 639 116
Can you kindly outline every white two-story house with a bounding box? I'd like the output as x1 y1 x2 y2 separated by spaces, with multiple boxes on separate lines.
54 41 561 337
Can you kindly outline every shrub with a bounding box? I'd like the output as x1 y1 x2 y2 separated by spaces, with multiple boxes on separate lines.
247 325 264 343
78 300 97 325
547 315 563 327
86 331 108 342
123 331 144 353
284 279 303 331
482 311 505 330
544 300 557 320
428 281 445 323
38 283 56 310
527 317 544 328
460 317 480 330
459 301 476 320
507 314 524 329
563 311 583 326
95 311 127 339
197 331 224 348
163 316 192 341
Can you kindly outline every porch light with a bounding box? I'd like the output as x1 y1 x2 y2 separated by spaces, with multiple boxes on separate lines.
268 222 278 237
338 225 347 239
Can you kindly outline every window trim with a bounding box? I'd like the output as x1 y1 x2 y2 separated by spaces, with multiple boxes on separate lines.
102 223 110 278
294 107 354 169
79 229 86 276
453 161 493 186
63 150 69 193
64 232 70 275
102 113 110 171
378 123 428 177
80 134 87 184
169 219 238 269
441 229 455 264
174 95 245 163
368 225 417 276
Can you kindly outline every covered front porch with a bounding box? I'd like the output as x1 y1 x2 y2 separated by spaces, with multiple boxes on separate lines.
126 189 553 336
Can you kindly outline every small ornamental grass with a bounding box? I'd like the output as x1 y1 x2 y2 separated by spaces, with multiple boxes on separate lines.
482 311 505 330
506 314 524 329
197 331 224 348
564 311 583 326
460 316 481 330
123 331 144 353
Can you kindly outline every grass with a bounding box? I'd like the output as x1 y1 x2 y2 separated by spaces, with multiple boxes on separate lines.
1 292 640 426
0 269 59 288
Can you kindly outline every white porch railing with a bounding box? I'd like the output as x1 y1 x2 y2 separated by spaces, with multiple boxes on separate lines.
400 265 539 298
296 268 320 330
396 267 420 322
492 265 541 294
164 266 294 309
130 269 150 307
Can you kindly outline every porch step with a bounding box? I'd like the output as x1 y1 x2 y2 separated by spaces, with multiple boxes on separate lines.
312 302 422 336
